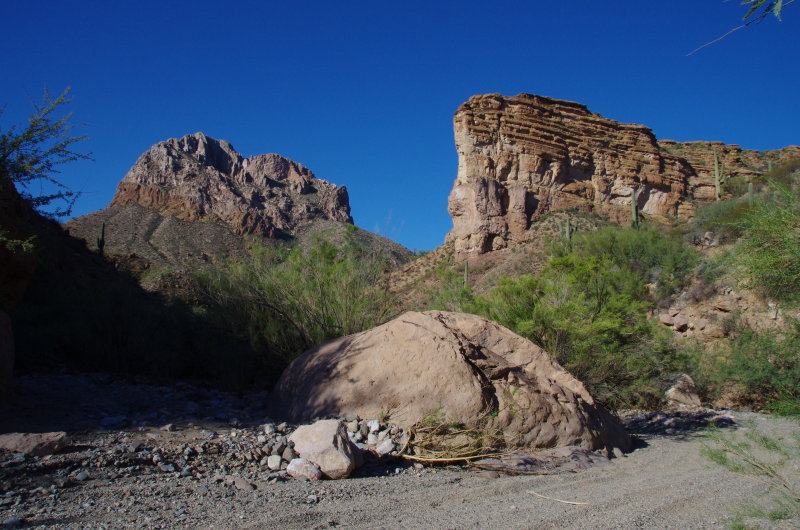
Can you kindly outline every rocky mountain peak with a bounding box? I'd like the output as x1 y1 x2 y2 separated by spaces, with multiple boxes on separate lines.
110 132 352 238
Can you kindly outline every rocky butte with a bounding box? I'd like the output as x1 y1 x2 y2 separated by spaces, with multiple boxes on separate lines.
447 93 799 259
109 132 352 239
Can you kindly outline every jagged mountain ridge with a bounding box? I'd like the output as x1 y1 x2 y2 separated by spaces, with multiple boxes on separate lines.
109 132 353 239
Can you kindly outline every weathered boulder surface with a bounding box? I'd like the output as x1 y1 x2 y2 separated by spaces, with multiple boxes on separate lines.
271 311 631 451
448 93 800 259
289 419 362 479
0 432 67 456
0 310 12 405
109 132 352 239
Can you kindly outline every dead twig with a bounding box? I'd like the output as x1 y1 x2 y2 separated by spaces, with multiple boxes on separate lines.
527 490 590 506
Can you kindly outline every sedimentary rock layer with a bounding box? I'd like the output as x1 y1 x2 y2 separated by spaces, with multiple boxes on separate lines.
447 93 798 257
110 132 352 238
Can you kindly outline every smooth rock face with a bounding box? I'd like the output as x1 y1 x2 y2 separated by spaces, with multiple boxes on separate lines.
289 420 361 479
0 311 12 405
286 458 322 481
447 93 800 258
0 432 67 456
272 311 631 451
109 132 352 238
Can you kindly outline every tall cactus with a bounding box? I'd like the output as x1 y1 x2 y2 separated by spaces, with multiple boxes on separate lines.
96 222 106 256
746 175 754 207
713 147 727 201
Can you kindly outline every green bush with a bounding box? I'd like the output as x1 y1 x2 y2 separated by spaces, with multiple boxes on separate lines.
733 182 800 305
699 321 800 416
690 196 752 242
548 224 698 300
421 224 698 410
200 232 398 368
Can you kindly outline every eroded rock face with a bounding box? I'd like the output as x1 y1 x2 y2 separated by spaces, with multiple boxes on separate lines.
271 311 631 452
110 132 352 238
447 93 799 258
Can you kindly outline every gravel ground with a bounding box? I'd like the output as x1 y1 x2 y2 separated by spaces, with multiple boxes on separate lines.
1 373 798 529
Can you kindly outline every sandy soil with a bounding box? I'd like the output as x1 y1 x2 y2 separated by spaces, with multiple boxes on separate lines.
1 373 798 529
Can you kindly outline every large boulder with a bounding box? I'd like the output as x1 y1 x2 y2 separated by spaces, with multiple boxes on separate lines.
271 311 631 451
0 310 12 405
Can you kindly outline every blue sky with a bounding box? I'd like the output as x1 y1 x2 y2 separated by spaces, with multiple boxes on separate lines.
2 1 798 251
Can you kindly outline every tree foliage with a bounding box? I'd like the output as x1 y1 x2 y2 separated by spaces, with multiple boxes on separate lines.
741 0 790 22
200 230 399 367
0 87 90 217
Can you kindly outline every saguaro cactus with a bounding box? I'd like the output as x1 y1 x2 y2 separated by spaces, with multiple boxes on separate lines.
96 222 106 256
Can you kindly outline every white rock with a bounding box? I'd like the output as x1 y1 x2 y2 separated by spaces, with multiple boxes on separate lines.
367 420 380 433
267 455 282 471
289 419 361 479
376 438 395 455
286 458 322 481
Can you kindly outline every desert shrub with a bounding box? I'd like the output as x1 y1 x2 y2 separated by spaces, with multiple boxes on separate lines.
733 182 800 305
426 263 474 312
463 254 688 410
549 224 698 300
700 321 800 416
200 233 398 368
690 196 752 242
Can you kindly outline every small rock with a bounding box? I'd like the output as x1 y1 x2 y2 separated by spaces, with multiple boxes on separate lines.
2 517 25 528
232 476 255 491
346 421 359 433
672 315 689 332
479 470 500 479
262 423 276 436
367 433 379 445
307 494 319 504
344 413 359 422
75 471 90 482
367 420 380 433
282 446 297 462
257 435 267 444
160 423 175 432
286 458 322 481
267 455 282 471
276 422 288 433
376 438 395 456
612 447 624 458
160 464 177 473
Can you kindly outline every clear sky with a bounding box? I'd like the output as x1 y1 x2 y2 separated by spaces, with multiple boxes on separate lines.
2 1 798 251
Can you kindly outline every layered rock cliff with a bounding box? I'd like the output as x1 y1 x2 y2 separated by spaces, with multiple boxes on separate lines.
447 93 799 258
110 132 352 238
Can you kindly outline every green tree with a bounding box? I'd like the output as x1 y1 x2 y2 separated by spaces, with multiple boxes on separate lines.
0 87 90 217
742 0 791 22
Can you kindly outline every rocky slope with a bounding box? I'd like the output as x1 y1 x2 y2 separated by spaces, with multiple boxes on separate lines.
447 93 799 259
110 132 352 239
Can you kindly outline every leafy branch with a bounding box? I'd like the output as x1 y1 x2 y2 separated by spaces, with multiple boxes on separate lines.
687 0 795 56
0 87 92 217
